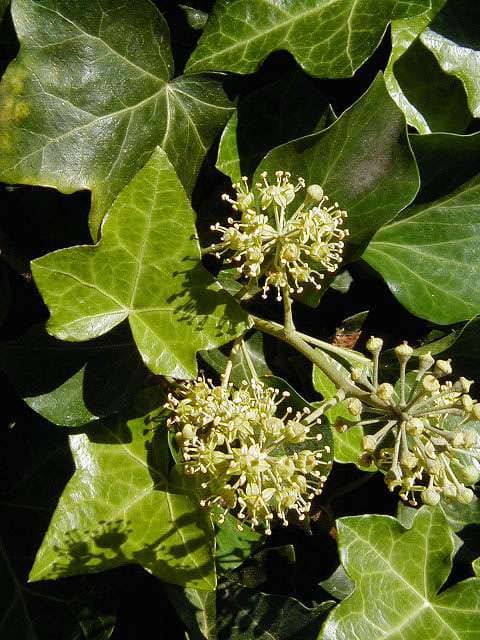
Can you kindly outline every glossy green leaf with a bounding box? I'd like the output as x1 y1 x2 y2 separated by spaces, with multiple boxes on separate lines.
319 565 354 602
32 148 248 379
218 580 334 640
255 75 420 253
186 0 431 78
179 5 209 30
420 0 480 119
215 513 263 573
385 0 480 131
385 0 466 134
164 585 216 640
413 315 480 383
411 131 480 203
320 507 480 640
364 173 480 324
29 390 216 590
216 68 330 183
0 0 232 237
0 323 147 426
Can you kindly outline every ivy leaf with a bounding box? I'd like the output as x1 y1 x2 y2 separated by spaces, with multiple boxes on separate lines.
385 0 480 131
216 513 263 574
411 131 480 203
164 585 216 640
255 74 419 253
186 0 431 78
218 580 334 640
0 323 147 426
384 0 471 134
420 0 480 119
0 0 232 237
364 173 480 324
31 147 248 379
216 68 330 183
29 390 216 591
320 507 480 639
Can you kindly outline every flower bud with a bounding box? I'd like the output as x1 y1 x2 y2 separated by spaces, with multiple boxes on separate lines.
395 342 413 363
442 481 457 500
457 486 474 504
350 367 364 382
366 336 383 354
421 488 441 506
433 359 452 378
422 374 440 392
400 451 417 471
363 435 377 452
376 382 394 401
307 185 324 201
471 404 480 421
457 465 480 486
453 377 474 393
347 398 363 417
405 418 424 436
418 352 435 371
425 458 442 476
462 395 474 412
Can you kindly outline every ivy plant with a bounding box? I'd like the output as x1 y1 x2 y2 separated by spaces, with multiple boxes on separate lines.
1 1 480 638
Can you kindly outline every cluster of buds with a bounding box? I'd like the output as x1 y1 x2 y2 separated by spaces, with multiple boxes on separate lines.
344 338 480 506
207 171 348 301
165 375 330 533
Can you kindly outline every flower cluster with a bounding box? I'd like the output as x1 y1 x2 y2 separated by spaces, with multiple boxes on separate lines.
344 338 480 506
208 171 348 301
166 376 330 533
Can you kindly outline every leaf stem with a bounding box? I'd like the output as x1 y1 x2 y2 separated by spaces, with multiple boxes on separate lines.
250 314 370 366
250 314 369 400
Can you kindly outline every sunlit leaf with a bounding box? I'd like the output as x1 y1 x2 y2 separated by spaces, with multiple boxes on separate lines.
255 75 419 253
320 507 480 639
29 390 216 591
0 0 232 237
187 0 431 78
364 173 480 324
32 147 248 379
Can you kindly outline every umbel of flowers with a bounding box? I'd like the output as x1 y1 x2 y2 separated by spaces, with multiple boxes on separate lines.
205 171 348 301
346 338 480 506
166 373 330 534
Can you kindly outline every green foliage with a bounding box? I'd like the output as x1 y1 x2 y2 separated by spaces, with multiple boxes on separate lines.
256 74 419 252
31 147 248 378
2 0 480 637
186 0 431 77
320 507 480 639
29 389 216 591
0 0 232 237
364 174 480 324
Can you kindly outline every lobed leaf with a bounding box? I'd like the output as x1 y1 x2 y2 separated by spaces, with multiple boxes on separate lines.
186 0 431 78
255 74 419 253
364 173 480 324
320 507 480 639
32 147 248 379
29 390 216 591
0 323 147 426
0 0 232 237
